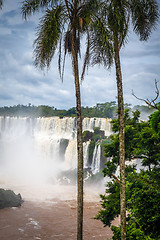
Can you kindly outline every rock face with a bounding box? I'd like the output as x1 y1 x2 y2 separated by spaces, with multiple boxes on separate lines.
0 188 23 209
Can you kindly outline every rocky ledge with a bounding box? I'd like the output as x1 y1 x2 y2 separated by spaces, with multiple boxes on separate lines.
0 188 23 209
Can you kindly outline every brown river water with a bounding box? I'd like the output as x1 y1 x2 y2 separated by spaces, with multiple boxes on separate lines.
0 183 119 240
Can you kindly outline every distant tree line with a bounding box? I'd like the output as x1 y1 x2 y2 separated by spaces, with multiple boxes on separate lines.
0 102 155 119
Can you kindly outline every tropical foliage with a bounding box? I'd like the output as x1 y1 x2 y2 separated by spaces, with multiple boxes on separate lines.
89 1 159 238
96 107 160 239
21 0 99 80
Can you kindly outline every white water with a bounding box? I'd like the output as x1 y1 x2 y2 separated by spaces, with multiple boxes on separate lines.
83 140 91 168
91 144 101 174
0 116 112 200
82 117 112 136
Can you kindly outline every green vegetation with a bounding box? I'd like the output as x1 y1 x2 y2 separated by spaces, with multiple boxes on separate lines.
0 102 117 118
91 0 159 238
0 102 155 119
0 104 66 117
96 107 160 240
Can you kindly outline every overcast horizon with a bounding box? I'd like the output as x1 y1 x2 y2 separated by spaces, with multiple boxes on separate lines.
0 1 160 110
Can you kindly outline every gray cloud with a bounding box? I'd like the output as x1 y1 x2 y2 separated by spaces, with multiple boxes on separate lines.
0 0 160 109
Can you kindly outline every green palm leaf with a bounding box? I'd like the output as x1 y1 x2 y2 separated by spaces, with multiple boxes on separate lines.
33 5 64 69
130 0 159 41
90 17 114 68
22 0 59 19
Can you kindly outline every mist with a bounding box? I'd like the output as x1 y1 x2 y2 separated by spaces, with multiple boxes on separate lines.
0 116 110 201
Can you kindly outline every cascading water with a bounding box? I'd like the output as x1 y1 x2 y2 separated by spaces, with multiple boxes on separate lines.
83 140 91 168
83 117 112 136
91 144 101 174
0 116 112 187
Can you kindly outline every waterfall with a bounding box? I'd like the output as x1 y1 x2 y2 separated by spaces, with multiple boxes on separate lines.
0 116 112 184
91 144 101 174
83 140 90 168
83 117 112 136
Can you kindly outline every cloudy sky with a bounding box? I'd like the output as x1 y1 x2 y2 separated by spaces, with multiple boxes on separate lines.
0 1 160 110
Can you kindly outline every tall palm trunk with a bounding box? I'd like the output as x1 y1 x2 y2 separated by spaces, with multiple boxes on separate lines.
114 37 126 240
71 30 84 240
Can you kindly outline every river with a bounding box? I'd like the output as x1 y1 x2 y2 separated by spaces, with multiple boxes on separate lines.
0 184 118 240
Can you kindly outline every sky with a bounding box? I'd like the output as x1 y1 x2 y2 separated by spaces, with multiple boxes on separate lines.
0 1 160 110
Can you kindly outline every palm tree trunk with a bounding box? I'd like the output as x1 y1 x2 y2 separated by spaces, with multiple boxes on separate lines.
114 37 126 240
71 30 84 240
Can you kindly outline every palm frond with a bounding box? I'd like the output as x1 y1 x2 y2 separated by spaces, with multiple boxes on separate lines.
64 30 81 55
21 0 59 19
61 48 67 82
64 30 72 53
62 29 81 81
107 1 129 35
77 0 101 32
81 31 90 81
58 35 62 79
77 30 81 58
90 17 114 68
33 5 64 70
119 12 130 49
61 30 70 82
99 0 130 51
130 0 159 41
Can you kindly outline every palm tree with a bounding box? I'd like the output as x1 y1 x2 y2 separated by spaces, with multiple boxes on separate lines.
89 0 159 239
21 1 99 239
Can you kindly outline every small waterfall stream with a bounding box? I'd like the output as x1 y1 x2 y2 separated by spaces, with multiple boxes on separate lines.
91 144 101 174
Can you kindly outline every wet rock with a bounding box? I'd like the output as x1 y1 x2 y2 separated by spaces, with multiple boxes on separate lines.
0 188 24 209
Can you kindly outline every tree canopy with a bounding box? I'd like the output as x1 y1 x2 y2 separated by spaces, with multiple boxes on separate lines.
0 102 155 118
